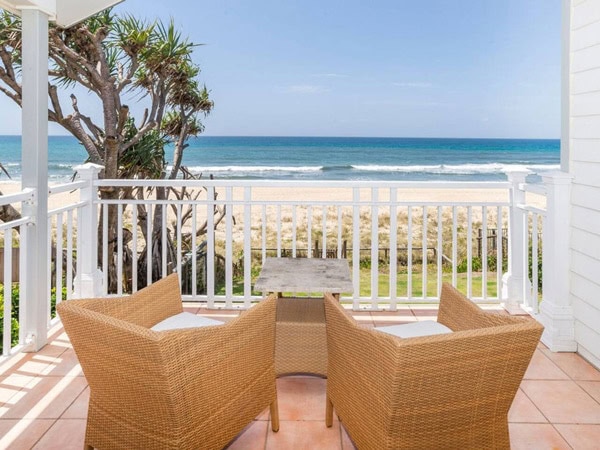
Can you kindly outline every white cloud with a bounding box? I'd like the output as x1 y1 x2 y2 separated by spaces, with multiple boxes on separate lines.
392 81 433 88
285 85 330 94
311 73 349 78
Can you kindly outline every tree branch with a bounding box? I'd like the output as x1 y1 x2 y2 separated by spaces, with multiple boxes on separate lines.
70 94 104 142
120 120 158 153
0 84 21 105
48 84 64 120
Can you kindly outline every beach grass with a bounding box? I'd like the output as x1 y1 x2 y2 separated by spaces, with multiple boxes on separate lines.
228 269 497 300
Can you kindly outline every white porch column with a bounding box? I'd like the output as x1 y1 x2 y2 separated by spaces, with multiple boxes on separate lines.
539 171 576 352
72 164 104 298
20 9 49 352
502 170 531 314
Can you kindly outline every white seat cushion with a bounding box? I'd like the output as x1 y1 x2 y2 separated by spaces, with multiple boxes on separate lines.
151 312 223 331
376 320 452 338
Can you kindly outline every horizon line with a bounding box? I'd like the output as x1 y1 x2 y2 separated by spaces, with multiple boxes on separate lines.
0 134 561 140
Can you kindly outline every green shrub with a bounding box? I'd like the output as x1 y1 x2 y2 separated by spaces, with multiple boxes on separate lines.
0 284 65 353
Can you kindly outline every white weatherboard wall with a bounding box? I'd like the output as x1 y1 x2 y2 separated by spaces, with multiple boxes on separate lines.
568 0 600 369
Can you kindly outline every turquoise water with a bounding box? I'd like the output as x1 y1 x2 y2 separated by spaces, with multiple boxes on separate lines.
0 135 560 182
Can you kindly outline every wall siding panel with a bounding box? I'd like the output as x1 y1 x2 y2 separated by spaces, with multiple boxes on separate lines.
572 43 600 72
571 205 600 231
572 184 600 210
572 66 600 93
570 0 600 369
571 115 600 138
572 0 600 29
572 20 600 50
571 161 600 186
570 249 600 282
571 227 600 255
569 139 600 162
572 90 600 115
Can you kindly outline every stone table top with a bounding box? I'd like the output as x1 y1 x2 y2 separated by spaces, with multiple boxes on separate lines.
254 257 353 294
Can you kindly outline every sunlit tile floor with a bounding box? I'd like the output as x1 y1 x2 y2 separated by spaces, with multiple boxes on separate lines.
1 305 600 449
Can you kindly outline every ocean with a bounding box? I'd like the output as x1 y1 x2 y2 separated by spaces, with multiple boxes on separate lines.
0 135 560 183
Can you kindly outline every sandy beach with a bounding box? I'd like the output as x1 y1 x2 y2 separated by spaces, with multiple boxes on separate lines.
0 180 546 257
0 180 545 214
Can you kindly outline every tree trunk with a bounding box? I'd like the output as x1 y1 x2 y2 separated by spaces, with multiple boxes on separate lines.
0 191 22 226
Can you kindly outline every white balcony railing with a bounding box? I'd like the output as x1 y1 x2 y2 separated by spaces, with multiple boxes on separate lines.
0 168 570 357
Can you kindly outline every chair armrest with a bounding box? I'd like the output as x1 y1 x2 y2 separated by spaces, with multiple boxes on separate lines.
438 282 524 331
159 295 278 423
71 274 184 328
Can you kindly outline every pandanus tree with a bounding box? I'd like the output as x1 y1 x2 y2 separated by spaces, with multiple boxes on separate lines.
0 10 216 292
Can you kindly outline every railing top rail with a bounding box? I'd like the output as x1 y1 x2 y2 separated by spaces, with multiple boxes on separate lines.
517 203 547 216
95 198 510 207
48 200 87 217
520 182 547 196
0 187 34 207
0 215 33 231
93 179 512 190
49 180 87 195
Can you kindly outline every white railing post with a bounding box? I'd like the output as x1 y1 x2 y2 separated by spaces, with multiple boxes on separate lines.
502 170 531 314
539 171 576 351
72 164 104 298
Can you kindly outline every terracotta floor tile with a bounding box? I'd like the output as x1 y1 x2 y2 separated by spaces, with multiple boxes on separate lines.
539 349 600 381
266 420 341 450
276 377 328 421
349 315 374 326
36 341 70 358
578 381 600 404
255 405 270 421
0 374 36 404
2 376 87 420
554 424 600 450
521 380 600 424
61 387 89 419
414 315 439 322
371 314 418 324
373 319 419 327
508 389 547 423
409 308 439 317
509 423 571 449
182 305 201 314
198 311 240 323
9 354 57 377
32 418 86 450
346 310 372 317
523 350 570 380
226 420 268 450
0 419 55 449
4 313 600 449
371 307 414 317
41 349 83 377
341 424 358 449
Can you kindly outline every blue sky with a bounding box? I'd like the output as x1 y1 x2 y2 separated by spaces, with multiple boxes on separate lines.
0 0 561 138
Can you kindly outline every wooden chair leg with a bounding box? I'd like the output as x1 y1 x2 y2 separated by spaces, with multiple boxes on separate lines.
326 396 334 427
270 399 280 432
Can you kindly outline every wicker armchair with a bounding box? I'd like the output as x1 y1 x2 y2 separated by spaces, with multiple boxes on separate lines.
57 274 279 450
324 283 543 450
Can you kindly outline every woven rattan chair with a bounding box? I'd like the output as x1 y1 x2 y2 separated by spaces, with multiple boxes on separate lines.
324 282 543 450
57 274 279 450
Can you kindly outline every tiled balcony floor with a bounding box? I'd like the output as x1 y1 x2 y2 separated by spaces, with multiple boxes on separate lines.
1 304 600 449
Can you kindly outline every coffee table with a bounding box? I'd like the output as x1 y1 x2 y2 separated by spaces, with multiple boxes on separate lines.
255 258 353 377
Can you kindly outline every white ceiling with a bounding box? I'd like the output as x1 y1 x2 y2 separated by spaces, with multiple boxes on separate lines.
0 0 123 27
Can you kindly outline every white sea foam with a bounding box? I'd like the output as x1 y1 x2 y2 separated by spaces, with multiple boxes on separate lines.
351 163 560 174
184 165 323 173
